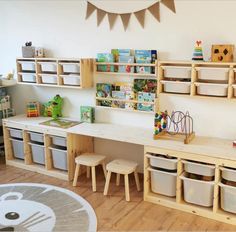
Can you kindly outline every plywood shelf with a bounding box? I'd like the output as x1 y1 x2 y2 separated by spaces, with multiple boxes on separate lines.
96 71 157 78
96 97 155 105
17 82 82 89
95 62 156 67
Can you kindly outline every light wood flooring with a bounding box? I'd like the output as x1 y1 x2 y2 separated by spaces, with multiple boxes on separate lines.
1 163 236 231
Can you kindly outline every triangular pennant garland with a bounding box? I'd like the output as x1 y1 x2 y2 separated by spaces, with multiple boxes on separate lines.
148 2 160 22
85 0 176 30
97 8 107 26
85 2 96 19
134 9 146 28
108 13 118 30
120 13 131 31
161 0 176 13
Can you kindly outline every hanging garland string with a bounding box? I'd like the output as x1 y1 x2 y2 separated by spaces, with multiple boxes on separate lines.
85 0 176 30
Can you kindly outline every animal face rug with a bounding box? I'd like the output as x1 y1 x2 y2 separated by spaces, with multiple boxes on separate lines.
0 183 97 231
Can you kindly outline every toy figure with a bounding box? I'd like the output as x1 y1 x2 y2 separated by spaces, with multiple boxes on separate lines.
192 40 204 61
43 95 63 119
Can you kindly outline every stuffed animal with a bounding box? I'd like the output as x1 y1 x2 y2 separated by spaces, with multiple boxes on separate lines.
43 95 63 119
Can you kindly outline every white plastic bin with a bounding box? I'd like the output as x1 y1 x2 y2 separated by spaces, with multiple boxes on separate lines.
161 80 191 94
21 73 36 83
41 74 58 84
62 75 80 86
29 142 45 165
182 160 215 177
18 61 35 72
146 153 177 170
219 182 236 214
38 62 57 73
196 67 229 81
50 146 67 170
163 66 191 79
29 132 44 144
11 139 24 160
51 136 67 147
180 173 215 207
195 82 228 97
9 128 23 139
148 167 177 197
221 167 236 182
60 62 80 74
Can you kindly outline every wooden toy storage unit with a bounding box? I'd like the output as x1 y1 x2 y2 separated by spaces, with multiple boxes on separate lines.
4 60 236 226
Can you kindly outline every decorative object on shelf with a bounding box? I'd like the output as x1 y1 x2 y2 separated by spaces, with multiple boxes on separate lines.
80 106 95 123
192 41 204 61
211 44 234 62
97 53 114 72
26 102 40 117
40 118 80 129
154 111 195 144
85 0 176 30
35 47 45 58
43 95 63 119
22 41 35 58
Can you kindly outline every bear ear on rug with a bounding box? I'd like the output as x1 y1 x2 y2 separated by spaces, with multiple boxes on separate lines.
0 183 97 232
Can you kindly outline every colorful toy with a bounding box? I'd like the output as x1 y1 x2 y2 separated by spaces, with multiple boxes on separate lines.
26 102 40 117
80 106 95 123
154 111 195 144
43 95 63 119
192 41 204 61
211 44 234 62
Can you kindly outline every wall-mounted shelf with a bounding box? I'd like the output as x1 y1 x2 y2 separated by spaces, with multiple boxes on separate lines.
16 58 94 89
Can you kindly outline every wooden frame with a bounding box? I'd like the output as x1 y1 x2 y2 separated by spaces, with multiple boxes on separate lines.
144 146 236 226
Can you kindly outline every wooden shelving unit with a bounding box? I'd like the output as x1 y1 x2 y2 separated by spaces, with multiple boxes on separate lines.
16 58 94 89
95 61 158 114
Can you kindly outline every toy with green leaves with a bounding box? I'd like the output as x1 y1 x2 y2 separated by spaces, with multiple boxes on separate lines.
43 95 63 119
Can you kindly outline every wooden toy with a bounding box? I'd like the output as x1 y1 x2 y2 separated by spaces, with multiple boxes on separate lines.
43 95 63 119
211 44 234 62
154 110 195 144
192 40 204 61
26 102 40 117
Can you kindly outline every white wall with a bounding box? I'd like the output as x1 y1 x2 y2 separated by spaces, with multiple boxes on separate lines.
1 0 236 169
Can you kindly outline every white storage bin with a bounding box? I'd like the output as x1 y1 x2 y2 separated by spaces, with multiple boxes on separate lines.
11 139 24 160
163 66 191 79
180 173 214 207
21 73 36 83
38 62 57 73
18 61 35 72
60 62 80 74
146 153 177 170
50 146 67 170
9 128 23 139
62 75 80 86
51 136 67 147
196 67 229 81
29 132 44 144
41 74 58 84
161 80 191 94
221 167 236 182
219 182 236 214
148 167 177 197
195 83 228 97
182 160 215 177
29 142 45 165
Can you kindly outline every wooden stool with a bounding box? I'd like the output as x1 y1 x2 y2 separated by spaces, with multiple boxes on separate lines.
103 159 141 201
73 153 106 192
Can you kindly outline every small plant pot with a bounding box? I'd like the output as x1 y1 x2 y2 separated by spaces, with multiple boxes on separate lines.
22 46 35 58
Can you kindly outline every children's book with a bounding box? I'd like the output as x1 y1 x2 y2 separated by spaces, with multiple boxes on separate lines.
137 103 154 112
97 53 115 72
97 100 112 107
114 82 133 92
112 100 125 109
134 79 157 94
138 92 155 102
125 90 135 100
118 56 135 73
112 91 126 99
125 103 136 110
80 106 95 123
96 83 113 98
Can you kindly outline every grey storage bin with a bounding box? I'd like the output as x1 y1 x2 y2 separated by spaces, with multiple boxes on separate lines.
182 160 215 177
51 136 67 147
219 182 236 214
148 167 177 197
29 132 44 144
29 142 45 165
146 153 177 170
180 173 215 207
9 128 23 139
221 167 236 182
50 146 67 170
11 138 24 160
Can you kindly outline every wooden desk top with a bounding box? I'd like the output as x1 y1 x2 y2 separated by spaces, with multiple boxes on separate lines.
3 115 236 161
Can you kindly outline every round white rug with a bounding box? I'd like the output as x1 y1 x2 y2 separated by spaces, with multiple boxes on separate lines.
0 183 97 232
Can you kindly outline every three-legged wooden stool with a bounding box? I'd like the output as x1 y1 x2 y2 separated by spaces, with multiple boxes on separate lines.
103 159 141 201
73 153 106 192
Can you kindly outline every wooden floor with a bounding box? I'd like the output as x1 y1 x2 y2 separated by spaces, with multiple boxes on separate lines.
1 162 236 231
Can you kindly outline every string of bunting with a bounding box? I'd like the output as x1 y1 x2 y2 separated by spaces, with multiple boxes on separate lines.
85 0 176 30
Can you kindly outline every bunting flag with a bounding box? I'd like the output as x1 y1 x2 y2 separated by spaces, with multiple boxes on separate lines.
85 0 176 30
